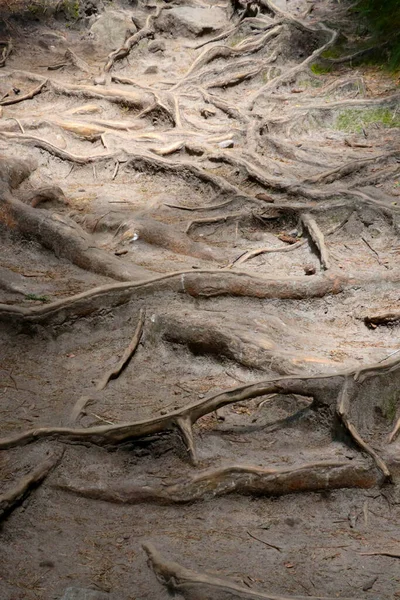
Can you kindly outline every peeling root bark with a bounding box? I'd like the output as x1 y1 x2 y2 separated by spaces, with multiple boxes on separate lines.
96 309 145 391
0 450 63 521
58 460 380 505
143 542 366 599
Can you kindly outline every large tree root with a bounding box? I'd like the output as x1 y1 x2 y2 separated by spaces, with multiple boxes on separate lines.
1 193 151 282
57 460 380 506
0 450 63 521
0 356 398 473
155 310 331 375
1 269 400 329
143 542 366 599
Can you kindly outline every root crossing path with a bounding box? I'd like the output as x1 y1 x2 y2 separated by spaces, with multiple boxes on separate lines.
0 0 399 598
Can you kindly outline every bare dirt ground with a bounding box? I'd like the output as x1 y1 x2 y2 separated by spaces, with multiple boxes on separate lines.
0 0 400 598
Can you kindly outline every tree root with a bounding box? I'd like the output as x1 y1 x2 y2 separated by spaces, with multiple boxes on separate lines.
1 269 400 329
155 309 327 375
0 449 63 521
96 309 145 391
248 24 338 108
0 132 116 164
103 5 163 73
300 213 330 270
0 39 12 69
229 238 307 267
49 81 152 110
336 377 391 481
364 310 400 327
1 191 151 282
0 79 47 106
143 542 366 599
58 460 380 506
171 25 282 90
0 355 398 473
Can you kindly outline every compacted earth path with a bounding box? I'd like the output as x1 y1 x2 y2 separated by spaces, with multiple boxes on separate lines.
0 0 399 598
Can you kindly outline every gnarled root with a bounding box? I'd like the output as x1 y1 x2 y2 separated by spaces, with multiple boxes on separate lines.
2 193 152 282
57 460 380 506
143 542 366 599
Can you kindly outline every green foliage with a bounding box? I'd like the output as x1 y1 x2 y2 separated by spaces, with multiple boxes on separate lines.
335 107 400 133
382 391 399 423
25 293 50 302
353 0 400 69
310 63 332 75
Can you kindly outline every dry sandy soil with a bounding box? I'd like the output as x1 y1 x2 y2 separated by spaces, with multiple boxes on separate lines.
0 0 399 598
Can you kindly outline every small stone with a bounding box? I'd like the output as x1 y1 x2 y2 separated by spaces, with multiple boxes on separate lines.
122 533 130 540
218 139 234 148
148 39 166 53
200 107 216 119
93 75 106 86
304 265 316 275
144 65 158 74
255 193 274 203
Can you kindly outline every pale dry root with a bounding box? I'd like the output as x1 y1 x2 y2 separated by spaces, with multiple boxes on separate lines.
143 542 366 600
0 355 398 479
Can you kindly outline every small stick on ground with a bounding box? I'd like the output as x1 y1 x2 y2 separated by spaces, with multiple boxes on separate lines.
247 530 282 551
360 552 400 559
0 450 63 521
96 308 145 391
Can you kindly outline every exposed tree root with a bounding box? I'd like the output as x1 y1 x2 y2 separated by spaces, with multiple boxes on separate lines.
0 40 12 69
1 189 151 282
388 417 400 444
336 377 391 480
1 268 400 329
229 238 307 267
0 79 47 106
143 542 366 599
0 450 63 521
58 460 380 506
155 309 328 375
248 24 338 109
50 81 152 110
96 309 145 391
300 213 330 270
103 5 163 73
364 310 400 327
171 25 282 90
0 356 398 480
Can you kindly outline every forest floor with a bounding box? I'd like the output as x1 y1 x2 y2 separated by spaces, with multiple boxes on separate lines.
0 0 400 598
